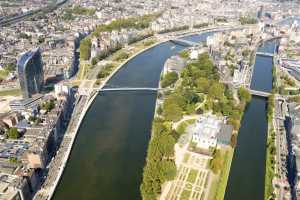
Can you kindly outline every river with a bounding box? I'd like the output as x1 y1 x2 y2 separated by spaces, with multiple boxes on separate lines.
225 42 276 200
53 32 275 200
53 32 213 200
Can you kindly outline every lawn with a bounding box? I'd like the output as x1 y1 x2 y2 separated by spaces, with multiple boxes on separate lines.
112 50 130 61
183 153 190 164
0 89 21 96
209 148 234 200
76 63 91 80
180 189 191 200
0 70 9 79
187 169 198 184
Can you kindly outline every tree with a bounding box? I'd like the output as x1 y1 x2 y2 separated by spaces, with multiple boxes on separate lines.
38 36 45 44
179 50 189 58
165 93 186 109
230 134 238 148
182 89 199 104
208 82 225 100
161 72 178 88
7 128 19 139
157 106 163 115
242 49 251 57
91 57 98 65
238 87 252 103
210 150 223 174
195 77 210 93
4 63 16 72
228 118 240 130
160 160 177 181
158 133 176 157
41 100 55 112
163 103 182 122
239 16 258 25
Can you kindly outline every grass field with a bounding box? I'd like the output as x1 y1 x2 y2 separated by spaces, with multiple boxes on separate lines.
208 148 234 200
0 89 21 96
187 169 199 183
180 190 192 200
0 70 9 80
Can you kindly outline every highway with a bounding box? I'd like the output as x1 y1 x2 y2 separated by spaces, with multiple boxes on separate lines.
0 0 68 27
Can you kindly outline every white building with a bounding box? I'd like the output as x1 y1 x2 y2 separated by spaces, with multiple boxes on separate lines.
192 115 222 149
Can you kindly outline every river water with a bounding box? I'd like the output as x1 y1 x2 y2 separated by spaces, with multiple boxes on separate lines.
53 32 212 200
225 42 276 200
53 32 275 200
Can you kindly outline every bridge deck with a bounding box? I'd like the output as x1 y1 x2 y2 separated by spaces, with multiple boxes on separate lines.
98 87 159 92
170 39 199 46
248 89 271 97
256 52 274 57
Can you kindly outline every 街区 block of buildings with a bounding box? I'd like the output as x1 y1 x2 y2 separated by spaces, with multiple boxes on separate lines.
90 28 153 59
42 34 81 82
287 102 300 199
206 27 261 87
0 83 74 199
278 21 300 82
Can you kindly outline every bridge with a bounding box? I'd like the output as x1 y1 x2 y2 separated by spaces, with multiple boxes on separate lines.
170 39 199 47
97 87 159 92
256 52 274 57
248 89 271 97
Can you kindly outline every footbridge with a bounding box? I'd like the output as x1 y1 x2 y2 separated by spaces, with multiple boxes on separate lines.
256 52 274 57
169 39 199 47
97 87 159 92
248 89 271 97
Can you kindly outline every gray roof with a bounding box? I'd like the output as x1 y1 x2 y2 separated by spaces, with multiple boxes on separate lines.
217 124 233 143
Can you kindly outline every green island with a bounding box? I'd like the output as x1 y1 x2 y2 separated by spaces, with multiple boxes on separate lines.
141 52 252 200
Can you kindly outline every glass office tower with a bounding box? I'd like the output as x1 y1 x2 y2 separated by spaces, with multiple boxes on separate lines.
17 48 44 98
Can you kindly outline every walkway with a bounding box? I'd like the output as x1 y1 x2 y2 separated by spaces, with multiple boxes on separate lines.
248 89 271 97
170 39 200 47
256 51 274 57
98 87 158 92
